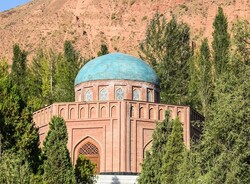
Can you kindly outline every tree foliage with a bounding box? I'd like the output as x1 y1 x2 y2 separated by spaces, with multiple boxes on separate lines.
188 39 213 116
75 154 97 184
54 40 82 102
28 49 57 110
43 116 76 184
138 111 173 184
198 50 250 183
160 118 184 183
140 13 191 104
0 151 32 184
212 7 230 78
0 47 40 173
11 44 28 101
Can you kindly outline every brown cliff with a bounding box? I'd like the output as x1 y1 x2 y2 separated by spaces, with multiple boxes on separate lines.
0 0 249 63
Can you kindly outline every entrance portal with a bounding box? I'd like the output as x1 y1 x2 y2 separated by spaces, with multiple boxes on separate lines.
79 142 100 173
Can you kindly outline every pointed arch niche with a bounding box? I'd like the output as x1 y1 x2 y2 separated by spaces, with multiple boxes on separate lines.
143 140 152 158
74 137 101 173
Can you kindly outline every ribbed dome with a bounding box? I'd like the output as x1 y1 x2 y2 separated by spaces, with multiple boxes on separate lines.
74 53 159 86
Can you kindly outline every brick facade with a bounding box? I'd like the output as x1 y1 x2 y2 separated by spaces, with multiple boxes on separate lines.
33 80 203 173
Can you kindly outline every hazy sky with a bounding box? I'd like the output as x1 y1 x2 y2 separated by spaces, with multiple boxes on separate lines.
0 0 32 12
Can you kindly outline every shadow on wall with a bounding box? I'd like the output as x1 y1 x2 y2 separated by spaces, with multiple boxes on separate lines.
111 176 120 184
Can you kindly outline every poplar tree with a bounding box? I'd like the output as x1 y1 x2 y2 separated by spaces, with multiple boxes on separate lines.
43 117 76 184
140 13 191 104
138 111 173 184
197 19 250 183
212 7 230 78
54 40 82 102
199 39 213 116
188 39 213 116
231 20 250 66
198 60 250 183
28 49 57 110
160 118 184 183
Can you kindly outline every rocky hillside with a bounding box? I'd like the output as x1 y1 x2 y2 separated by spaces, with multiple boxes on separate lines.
0 0 249 63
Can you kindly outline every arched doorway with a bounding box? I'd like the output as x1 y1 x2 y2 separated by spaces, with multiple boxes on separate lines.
77 141 100 173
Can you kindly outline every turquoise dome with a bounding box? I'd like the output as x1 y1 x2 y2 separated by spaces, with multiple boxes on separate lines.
74 53 160 86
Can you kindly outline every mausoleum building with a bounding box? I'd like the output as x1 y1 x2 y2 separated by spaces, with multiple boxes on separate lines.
33 53 203 179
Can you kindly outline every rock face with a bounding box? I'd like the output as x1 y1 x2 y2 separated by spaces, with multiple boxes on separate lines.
0 0 249 63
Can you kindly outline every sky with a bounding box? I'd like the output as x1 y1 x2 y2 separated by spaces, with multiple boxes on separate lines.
0 0 31 12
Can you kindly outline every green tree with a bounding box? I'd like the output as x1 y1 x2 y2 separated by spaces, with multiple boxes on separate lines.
176 149 201 184
198 63 250 183
140 13 191 104
138 111 173 184
11 44 28 102
0 151 32 184
231 20 250 66
75 154 97 184
28 49 57 110
196 19 250 184
97 44 109 56
54 41 82 102
212 7 230 78
0 58 9 156
188 39 213 116
161 118 184 183
43 116 76 184
0 46 41 173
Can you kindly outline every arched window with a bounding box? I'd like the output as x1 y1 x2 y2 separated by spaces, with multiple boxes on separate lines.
111 106 117 117
139 107 144 118
78 93 82 102
100 88 108 101
130 106 135 118
159 109 164 120
133 89 140 101
147 89 153 102
116 88 124 100
85 90 92 101
78 141 100 173
100 106 106 118
149 108 154 119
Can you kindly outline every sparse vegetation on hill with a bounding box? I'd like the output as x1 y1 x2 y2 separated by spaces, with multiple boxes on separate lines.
0 0 249 63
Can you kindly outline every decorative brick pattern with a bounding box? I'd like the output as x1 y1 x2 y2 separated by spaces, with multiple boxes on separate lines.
79 142 99 155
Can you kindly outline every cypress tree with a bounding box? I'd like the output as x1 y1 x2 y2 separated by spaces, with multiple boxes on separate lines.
11 44 28 102
140 13 191 104
43 117 76 184
176 148 201 184
138 111 173 184
0 151 32 184
160 118 184 183
212 7 230 78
